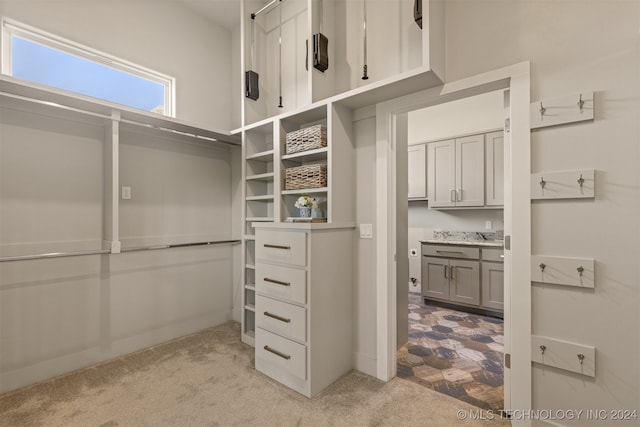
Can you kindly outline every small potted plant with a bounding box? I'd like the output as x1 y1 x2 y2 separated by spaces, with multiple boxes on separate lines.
294 194 317 218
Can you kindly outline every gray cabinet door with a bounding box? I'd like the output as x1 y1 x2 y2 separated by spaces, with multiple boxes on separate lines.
422 256 449 300
449 259 480 305
482 261 504 310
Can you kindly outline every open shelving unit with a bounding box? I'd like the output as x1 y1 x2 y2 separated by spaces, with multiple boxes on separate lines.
239 0 446 346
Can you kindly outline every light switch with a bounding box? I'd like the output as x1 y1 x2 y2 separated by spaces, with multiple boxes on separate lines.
485 221 492 230
122 186 132 200
359 223 373 239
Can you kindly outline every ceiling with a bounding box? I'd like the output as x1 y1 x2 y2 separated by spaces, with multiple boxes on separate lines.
176 0 241 31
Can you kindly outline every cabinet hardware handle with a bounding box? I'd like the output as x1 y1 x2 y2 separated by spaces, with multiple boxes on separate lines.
264 277 291 287
540 345 546 355
436 250 465 255
577 266 584 276
264 244 291 250
450 266 455 280
264 311 291 323
500 254 505 258
577 353 585 365
539 262 546 272
456 188 462 201
444 265 448 278
264 345 291 360
450 189 456 202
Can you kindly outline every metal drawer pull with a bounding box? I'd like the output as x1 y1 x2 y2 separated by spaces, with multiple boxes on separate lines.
450 189 456 202
264 311 291 323
450 266 455 279
444 265 448 278
436 250 465 255
264 244 291 250
500 254 504 258
264 277 291 287
264 345 291 360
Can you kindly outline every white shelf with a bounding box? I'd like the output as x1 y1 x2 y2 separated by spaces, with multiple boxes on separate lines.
245 195 274 201
246 172 274 182
281 187 328 195
281 147 328 162
246 217 274 222
247 150 275 161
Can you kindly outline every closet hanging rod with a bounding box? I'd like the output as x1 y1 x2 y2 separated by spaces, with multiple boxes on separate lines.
0 240 241 262
0 91 112 120
0 249 111 263
120 239 241 253
118 119 238 146
251 0 279 19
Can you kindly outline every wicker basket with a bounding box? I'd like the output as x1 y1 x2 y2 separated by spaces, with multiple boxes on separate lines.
285 164 327 190
285 124 327 155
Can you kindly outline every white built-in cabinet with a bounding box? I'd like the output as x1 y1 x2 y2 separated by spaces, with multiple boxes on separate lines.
485 131 504 206
408 143 427 200
253 224 353 398
240 0 446 396
427 134 485 208
427 131 504 209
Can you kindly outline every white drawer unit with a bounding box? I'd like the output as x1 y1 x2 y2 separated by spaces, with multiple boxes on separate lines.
256 295 307 342
256 328 307 381
255 262 307 305
256 229 307 267
254 223 354 398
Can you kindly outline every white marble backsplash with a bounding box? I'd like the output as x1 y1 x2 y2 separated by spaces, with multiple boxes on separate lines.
432 230 504 242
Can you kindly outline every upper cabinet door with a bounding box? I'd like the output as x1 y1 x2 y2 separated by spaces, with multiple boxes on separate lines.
427 139 456 207
455 134 485 207
408 144 427 200
485 131 504 206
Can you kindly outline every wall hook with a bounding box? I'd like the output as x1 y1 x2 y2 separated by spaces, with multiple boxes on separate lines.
540 345 546 355
539 101 546 116
539 262 546 272
577 353 585 365
577 174 585 187
577 93 584 111
577 266 584 276
540 177 546 188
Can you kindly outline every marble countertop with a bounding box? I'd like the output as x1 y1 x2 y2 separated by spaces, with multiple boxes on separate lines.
421 239 504 248
420 231 504 248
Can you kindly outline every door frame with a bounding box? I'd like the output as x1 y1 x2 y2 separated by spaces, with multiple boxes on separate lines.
374 62 532 418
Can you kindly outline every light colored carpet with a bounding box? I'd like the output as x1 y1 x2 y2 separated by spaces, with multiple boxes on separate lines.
0 322 510 426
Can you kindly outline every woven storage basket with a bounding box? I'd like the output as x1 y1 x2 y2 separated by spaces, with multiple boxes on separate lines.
285 164 327 190
285 124 327 155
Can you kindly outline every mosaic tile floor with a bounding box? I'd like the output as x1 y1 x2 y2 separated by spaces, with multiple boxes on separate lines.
397 293 504 411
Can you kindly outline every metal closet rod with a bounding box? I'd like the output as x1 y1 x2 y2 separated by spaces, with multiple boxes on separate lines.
0 91 237 146
0 240 241 262
251 0 280 19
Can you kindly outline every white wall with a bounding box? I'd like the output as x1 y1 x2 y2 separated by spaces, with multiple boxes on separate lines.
0 0 233 131
445 1 640 422
0 70 236 394
408 90 504 144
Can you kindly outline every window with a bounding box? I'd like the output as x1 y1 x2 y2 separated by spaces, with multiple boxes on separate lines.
1 18 175 116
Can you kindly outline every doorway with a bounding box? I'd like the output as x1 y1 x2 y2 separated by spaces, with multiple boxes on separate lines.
373 63 532 413
399 90 506 410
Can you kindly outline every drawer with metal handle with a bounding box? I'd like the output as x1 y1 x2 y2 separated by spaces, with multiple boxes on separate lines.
256 229 307 267
421 244 480 260
256 327 307 381
482 248 504 263
255 262 306 304
256 295 307 342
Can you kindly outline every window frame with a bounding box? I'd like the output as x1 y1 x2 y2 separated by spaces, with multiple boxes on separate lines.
0 17 176 117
